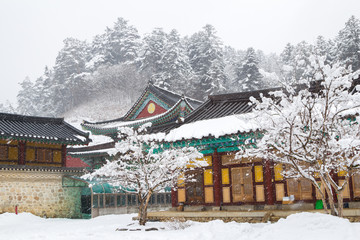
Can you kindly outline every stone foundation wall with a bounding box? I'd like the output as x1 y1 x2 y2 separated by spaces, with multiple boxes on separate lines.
0 170 82 218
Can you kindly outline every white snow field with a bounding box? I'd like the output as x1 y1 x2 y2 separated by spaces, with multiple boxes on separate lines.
1 212 360 240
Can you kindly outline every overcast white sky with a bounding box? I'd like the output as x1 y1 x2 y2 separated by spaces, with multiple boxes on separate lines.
0 0 360 105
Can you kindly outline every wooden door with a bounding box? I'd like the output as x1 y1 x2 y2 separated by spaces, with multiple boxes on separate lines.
231 167 254 202
186 170 204 204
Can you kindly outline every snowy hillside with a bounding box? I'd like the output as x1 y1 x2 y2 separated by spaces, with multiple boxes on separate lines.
0 212 359 240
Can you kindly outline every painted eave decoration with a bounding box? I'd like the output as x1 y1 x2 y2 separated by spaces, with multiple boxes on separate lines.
81 97 196 136
0 112 90 145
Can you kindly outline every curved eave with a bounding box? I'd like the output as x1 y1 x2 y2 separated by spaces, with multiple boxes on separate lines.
81 98 194 135
0 133 89 146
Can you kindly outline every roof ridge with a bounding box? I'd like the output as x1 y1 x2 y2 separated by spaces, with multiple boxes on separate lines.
0 112 64 124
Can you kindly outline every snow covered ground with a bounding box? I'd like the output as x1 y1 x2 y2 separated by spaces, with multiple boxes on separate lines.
1 212 360 240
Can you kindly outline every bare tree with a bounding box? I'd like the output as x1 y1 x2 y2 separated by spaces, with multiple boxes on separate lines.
248 55 360 216
84 124 204 225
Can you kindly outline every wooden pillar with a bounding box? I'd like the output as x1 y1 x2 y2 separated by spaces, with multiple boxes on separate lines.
264 159 275 205
171 188 178 207
61 145 67 167
18 141 25 165
213 150 221 207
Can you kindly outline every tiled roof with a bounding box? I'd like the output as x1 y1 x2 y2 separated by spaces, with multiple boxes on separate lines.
0 113 90 145
82 97 194 135
122 83 202 120
149 88 279 134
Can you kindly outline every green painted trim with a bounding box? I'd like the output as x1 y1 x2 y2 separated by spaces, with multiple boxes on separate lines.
200 149 214 154
217 146 240 153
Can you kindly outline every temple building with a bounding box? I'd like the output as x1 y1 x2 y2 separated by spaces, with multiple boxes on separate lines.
70 83 360 219
0 113 90 218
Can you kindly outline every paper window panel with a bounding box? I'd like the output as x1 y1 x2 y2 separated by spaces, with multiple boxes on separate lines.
204 187 214 203
177 188 186 203
353 174 360 198
300 179 312 200
222 187 231 203
275 183 285 201
221 154 240 165
256 185 265 202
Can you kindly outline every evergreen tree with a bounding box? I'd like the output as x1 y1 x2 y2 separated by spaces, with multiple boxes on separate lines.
187 25 226 99
17 77 37 115
160 29 194 92
280 43 295 65
53 38 89 114
336 15 360 71
235 47 263 91
138 28 168 87
105 18 141 65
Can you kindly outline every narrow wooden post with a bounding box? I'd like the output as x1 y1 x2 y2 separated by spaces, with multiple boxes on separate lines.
213 150 221 207
61 145 67 167
171 188 178 207
18 141 25 165
264 159 275 205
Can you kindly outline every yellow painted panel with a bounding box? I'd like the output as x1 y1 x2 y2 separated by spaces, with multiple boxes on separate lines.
26 148 35 162
275 183 284 201
26 142 62 149
204 187 214 203
222 187 231 203
53 150 62 163
0 140 18 145
177 173 185 187
26 163 62 167
204 169 213 185
221 168 230 184
8 147 18 160
0 161 17 165
187 156 212 168
274 164 283 181
178 188 186 203
254 165 264 182
204 156 212 166
256 185 265 202
338 170 347 177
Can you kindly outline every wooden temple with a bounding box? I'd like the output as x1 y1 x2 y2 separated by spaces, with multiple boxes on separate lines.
0 113 90 218
70 83 360 218
69 83 202 168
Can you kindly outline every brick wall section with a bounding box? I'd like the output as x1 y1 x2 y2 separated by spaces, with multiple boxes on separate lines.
0 170 82 218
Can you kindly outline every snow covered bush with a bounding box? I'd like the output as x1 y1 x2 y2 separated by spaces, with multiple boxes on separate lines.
83 124 203 225
248 55 360 217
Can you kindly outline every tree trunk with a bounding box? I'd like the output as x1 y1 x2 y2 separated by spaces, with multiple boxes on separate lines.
316 178 329 214
138 190 153 226
323 176 338 216
337 192 344 218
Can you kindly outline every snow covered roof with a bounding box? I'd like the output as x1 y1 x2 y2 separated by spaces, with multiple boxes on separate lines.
0 112 90 145
149 88 279 136
82 97 195 136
